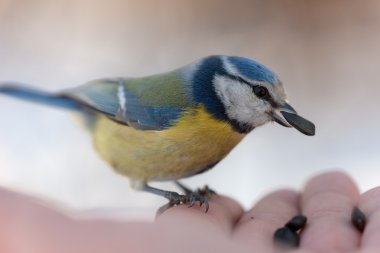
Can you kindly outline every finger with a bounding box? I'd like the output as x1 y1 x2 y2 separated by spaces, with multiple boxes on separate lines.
300 171 360 252
358 186 380 250
156 194 243 233
233 189 300 251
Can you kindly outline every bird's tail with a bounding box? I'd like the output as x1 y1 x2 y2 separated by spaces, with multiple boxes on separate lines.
0 83 81 111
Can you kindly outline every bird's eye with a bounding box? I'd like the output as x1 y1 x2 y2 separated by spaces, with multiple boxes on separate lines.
253 86 269 98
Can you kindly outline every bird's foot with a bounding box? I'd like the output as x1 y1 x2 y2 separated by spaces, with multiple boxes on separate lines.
173 182 219 212
175 181 216 197
156 190 210 216
145 183 215 215
167 191 209 212
197 185 216 197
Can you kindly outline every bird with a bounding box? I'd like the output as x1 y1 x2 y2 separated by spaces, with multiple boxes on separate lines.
0 55 315 211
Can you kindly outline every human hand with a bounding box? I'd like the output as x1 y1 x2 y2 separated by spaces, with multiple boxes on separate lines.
0 171 379 253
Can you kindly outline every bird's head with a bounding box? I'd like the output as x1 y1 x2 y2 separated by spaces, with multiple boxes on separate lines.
188 55 315 135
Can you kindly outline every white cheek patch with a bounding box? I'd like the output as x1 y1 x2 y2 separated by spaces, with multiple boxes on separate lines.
214 75 271 127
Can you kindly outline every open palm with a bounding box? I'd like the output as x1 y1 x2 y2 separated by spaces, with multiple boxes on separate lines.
0 171 379 253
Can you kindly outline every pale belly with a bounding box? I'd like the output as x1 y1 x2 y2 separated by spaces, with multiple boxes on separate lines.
92 107 245 182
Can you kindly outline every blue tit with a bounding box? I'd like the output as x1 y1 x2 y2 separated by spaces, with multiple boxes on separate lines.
0 55 315 211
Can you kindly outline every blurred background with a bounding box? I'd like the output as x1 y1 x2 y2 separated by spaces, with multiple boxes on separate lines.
0 0 379 219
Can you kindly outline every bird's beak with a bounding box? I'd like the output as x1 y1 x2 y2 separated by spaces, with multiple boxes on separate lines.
272 103 315 136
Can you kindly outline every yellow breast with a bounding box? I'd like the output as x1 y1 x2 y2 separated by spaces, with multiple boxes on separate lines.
92 106 245 182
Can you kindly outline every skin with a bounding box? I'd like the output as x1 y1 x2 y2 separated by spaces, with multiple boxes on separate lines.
1 171 379 253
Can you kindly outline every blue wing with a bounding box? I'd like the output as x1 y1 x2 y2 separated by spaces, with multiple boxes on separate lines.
61 78 188 130
0 71 192 130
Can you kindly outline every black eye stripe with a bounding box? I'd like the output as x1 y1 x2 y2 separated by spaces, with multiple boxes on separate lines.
223 73 278 107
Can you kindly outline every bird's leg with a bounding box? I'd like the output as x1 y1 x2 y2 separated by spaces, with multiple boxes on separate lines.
142 184 209 212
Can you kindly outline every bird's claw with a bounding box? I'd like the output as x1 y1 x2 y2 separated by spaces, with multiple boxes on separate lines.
187 192 209 212
197 185 216 197
167 191 209 212
159 183 216 213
